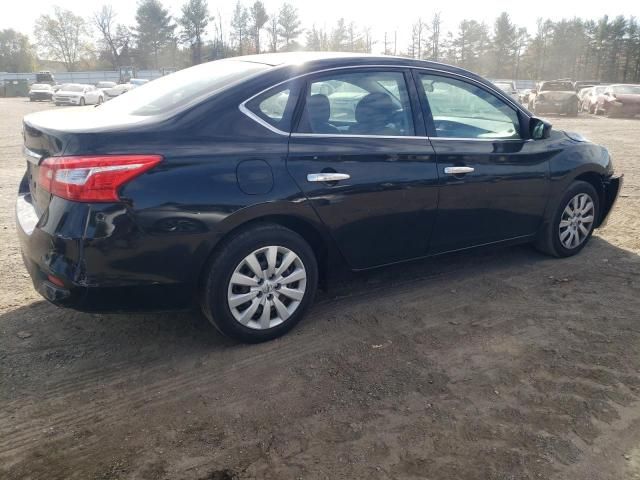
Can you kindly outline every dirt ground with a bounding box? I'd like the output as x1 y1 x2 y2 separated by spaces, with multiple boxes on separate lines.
1 97 639 480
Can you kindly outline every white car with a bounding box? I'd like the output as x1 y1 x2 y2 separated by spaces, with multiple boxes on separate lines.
53 84 104 106
103 83 135 101
28 84 54 102
493 80 520 103
95 81 117 94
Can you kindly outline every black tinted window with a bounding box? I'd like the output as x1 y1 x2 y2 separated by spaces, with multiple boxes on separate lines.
297 71 414 136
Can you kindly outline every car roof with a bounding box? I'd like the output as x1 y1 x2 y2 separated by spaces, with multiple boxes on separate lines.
235 51 476 75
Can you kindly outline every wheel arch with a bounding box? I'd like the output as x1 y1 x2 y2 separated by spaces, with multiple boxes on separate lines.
573 171 607 226
197 212 335 293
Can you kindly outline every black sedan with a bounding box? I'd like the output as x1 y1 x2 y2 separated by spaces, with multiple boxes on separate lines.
17 53 622 342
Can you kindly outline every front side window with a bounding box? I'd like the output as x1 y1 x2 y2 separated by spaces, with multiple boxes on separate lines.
297 70 415 136
419 74 521 139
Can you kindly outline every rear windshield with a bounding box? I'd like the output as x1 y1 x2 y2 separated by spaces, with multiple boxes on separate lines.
611 85 640 94
540 82 573 91
98 60 270 116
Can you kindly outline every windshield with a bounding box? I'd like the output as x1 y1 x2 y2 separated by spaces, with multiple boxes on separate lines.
97 82 116 88
30 84 50 90
612 85 640 94
61 85 85 92
540 82 573 91
99 60 269 116
595 86 606 94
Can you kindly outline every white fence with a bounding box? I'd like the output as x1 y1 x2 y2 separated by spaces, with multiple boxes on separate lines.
0 70 165 85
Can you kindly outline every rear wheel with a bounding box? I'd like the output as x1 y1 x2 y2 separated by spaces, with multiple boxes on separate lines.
201 224 318 343
535 181 599 257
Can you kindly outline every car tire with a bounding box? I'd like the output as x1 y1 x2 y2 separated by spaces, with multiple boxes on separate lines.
55 102 60 106
79 97 85 106
98 96 103 104
201 223 319 343
535 180 600 258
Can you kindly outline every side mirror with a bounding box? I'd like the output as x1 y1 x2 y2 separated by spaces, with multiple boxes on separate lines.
530 117 551 140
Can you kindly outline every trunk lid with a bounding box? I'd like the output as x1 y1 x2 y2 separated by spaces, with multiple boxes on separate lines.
23 107 154 214
615 94 640 105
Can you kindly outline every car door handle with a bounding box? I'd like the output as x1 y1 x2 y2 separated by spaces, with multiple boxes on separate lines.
444 166 475 175
307 173 351 183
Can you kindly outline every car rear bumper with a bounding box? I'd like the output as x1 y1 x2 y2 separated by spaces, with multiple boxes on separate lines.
606 102 640 116
598 174 623 227
16 192 195 312
29 93 52 101
534 102 573 113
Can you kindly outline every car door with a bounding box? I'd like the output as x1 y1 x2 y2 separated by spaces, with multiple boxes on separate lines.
414 71 551 254
286 68 439 270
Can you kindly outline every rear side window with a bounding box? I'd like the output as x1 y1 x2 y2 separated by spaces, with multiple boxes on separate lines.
245 82 299 133
297 70 415 136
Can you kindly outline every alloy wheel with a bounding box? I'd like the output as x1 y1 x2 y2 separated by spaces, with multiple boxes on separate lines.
559 193 595 249
227 246 307 330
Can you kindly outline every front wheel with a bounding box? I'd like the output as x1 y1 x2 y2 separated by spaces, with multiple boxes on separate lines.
201 224 318 343
535 181 599 257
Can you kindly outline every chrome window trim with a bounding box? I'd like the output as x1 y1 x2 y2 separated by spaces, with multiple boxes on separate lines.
238 102 289 136
291 133 429 140
238 63 530 140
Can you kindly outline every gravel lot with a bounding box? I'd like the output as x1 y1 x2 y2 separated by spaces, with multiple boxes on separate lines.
1 97 639 480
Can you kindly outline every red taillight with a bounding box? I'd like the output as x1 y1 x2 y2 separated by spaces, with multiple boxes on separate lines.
38 155 162 202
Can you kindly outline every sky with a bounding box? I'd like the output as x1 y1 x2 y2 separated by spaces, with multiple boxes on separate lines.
3 0 640 54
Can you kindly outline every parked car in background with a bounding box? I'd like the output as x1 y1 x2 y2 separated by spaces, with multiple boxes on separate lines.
53 84 104 106
103 83 135 100
529 80 579 116
95 81 117 93
581 86 607 113
129 78 149 87
492 80 519 102
595 84 640 117
577 87 592 107
28 83 53 102
17 53 622 342
573 80 600 92
35 71 55 85
519 88 532 106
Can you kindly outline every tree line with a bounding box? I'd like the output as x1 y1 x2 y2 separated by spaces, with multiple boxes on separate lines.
0 1 639 84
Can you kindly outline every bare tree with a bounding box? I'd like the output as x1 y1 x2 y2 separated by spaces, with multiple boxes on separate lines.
231 1 249 54
35 6 88 71
267 14 278 52
93 5 130 69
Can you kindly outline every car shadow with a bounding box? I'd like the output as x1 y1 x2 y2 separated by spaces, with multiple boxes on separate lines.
1 235 638 399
